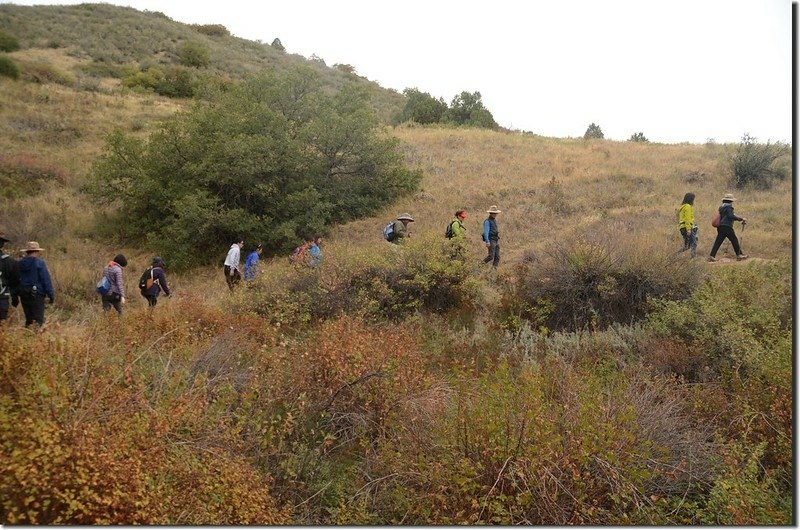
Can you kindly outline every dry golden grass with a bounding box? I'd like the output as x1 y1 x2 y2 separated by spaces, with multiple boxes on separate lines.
0 75 792 323
331 126 792 265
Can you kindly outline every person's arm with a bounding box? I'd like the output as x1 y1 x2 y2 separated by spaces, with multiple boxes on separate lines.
40 261 55 302
157 268 171 296
115 266 125 299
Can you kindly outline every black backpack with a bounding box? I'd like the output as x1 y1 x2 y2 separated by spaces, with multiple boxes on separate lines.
138 267 155 291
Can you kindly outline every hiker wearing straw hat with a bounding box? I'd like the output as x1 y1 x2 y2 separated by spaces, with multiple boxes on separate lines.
15 241 55 328
0 232 20 322
708 193 748 262
388 213 415 244
482 206 502 267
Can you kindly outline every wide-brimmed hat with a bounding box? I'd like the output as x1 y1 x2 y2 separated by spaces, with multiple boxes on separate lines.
486 205 502 214
20 241 45 253
397 213 415 221
722 193 736 202
0 232 9 243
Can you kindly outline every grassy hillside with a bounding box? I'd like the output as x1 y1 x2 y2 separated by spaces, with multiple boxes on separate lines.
0 3 405 122
0 5 793 525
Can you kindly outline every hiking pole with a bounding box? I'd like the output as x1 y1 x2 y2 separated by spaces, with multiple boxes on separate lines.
740 220 746 252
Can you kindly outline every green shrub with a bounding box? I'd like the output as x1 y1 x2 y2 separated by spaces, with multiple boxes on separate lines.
155 65 195 98
87 66 421 269
441 91 497 129
507 237 704 331
628 132 648 143
0 55 19 80
191 23 230 37
584 122 604 139
238 236 481 326
728 133 790 189
395 87 447 125
121 65 164 91
178 41 210 68
0 29 20 52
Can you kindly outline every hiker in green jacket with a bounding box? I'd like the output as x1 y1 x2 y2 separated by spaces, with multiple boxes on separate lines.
447 210 468 259
448 210 468 239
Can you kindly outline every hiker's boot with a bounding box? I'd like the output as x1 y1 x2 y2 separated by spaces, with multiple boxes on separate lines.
736 254 749 261
707 256 717 262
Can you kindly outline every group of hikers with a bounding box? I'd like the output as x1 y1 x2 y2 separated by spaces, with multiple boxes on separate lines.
0 192 749 329
385 206 504 266
678 192 748 261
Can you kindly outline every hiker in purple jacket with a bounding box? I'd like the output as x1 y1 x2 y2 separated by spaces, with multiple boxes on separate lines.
101 254 128 315
140 256 171 307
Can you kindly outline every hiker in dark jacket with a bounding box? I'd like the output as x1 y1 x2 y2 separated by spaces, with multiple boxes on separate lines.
0 232 20 322
482 205 502 267
101 254 128 315
708 193 748 262
14 241 55 328
140 256 171 307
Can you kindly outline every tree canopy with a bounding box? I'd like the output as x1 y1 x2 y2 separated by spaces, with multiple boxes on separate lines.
87 66 421 269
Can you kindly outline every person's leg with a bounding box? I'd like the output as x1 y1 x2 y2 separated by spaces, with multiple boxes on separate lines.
102 295 112 311
0 298 8 321
680 228 689 251
24 295 45 326
724 228 742 256
483 244 493 264
492 241 500 267
148 295 158 307
709 228 726 258
688 229 697 258
224 266 235 291
21 296 35 326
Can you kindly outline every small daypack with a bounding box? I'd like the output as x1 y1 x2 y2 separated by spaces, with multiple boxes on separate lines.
139 267 155 291
445 221 454 239
96 275 111 296
711 212 721 228
383 222 396 241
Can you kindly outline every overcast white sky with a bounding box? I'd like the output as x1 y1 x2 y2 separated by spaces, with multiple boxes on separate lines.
6 0 794 143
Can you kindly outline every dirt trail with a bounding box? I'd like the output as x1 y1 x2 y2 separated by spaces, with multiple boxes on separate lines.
706 257 775 266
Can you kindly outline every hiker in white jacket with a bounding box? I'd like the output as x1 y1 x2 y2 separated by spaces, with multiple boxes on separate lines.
223 238 244 291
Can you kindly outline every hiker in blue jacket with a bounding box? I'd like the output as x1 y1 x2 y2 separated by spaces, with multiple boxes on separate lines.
14 241 55 328
244 244 263 281
308 236 322 268
482 205 502 267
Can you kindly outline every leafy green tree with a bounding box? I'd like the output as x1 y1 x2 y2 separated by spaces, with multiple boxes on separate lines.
466 107 498 128
441 91 497 129
729 133 790 189
584 122 604 139
0 30 20 52
629 132 648 143
178 41 210 68
395 88 447 125
87 66 421 269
